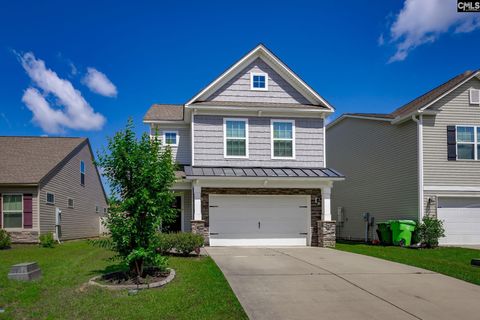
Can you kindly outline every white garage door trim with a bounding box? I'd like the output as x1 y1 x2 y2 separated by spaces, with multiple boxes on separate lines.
209 194 310 246
437 196 480 245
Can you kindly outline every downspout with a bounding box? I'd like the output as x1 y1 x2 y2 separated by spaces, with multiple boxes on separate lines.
412 114 424 221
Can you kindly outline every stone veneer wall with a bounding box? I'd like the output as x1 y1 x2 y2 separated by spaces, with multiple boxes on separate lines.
317 221 336 247
9 231 39 243
198 188 323 246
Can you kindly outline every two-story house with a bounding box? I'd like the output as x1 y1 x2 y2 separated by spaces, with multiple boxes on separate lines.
0 136 108 243
144 44 344 247
327 70 480 245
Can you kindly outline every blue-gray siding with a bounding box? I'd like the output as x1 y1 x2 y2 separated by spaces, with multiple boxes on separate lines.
194 115 324 167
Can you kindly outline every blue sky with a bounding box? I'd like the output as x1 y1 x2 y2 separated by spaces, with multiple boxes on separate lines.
0 0 479 158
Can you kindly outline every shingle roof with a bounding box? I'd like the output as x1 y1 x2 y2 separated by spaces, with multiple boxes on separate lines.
391 70 477 118
144 104 184 121
192 101 328 110
0 136 87 184
184 166 344 178
342 113 394 119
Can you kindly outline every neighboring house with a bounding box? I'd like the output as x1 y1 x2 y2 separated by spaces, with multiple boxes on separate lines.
0 136 108 243
327 70 480 245
144 44 344 247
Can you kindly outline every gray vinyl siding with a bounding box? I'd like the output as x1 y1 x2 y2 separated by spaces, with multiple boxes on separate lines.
39 143 107 240
151 124 191 165
194 115 324 167
423 77 480 187
205 57 311 105
327 118 418 240
0 186 39 230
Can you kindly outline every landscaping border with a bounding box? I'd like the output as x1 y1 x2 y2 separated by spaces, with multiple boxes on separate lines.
88 268 175 290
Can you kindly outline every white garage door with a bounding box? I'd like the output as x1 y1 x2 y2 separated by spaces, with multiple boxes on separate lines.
209 194 310 246
437 197 480 245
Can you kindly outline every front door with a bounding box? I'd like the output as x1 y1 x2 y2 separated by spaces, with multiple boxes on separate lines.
163 195 182 232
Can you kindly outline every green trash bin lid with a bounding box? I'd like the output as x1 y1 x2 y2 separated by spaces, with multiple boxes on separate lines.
397 220 416 226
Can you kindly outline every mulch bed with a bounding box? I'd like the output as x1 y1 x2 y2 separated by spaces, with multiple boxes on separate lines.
98 268 170 285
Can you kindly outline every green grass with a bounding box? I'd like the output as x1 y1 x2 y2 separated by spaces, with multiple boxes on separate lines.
0 241 247 320
335 241 480 285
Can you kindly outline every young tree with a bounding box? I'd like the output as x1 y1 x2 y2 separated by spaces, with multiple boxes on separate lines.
97 119 176 277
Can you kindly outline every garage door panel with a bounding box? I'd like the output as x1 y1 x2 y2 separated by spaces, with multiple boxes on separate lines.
209 194 309 246
437 197 480 245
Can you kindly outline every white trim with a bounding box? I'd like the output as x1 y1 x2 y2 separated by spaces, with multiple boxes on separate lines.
412 115 424 220
455 125 479 160
191 110 195 166
193 183 202 221
46 192 55 205
189 178 337 189
2 193 23 230
223 118 249 159
425 186 480 192
250 72 268 91
163 130 179 146
419 71 480 112
173 192 185 232
191 105 331 115
321 186 332 221
185 44 334 110
271 119 295 159
323 120 326 166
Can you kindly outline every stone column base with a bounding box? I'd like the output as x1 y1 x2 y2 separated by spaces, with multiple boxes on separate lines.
191 220 209 246
317 221 336 248
9 231 39 244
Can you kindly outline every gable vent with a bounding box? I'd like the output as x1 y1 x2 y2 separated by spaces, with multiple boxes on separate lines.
469 89 480 105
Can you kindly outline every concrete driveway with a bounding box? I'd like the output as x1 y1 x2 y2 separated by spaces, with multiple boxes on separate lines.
206 247 480 320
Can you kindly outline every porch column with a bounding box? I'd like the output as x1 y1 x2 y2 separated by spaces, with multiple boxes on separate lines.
319 186 336 248
193 184 202 220
321 186 332 221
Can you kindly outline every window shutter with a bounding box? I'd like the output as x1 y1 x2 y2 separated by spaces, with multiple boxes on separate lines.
447 126 456 161
23 194 33 229
469 89 480 105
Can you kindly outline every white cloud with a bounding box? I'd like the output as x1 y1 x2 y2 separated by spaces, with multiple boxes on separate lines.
19 52 106 134
387 0 480 62
82 67 117 97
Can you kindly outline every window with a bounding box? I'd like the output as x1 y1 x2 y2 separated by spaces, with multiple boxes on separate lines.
68 198 74 208
95 205 99 214
272 120 295 158
2 194 22 228
224 118 248 157
456 126 479 160
80 160 85 186
163 131 178 146
250 73 268 90
103 207 107 214
46 192 55 204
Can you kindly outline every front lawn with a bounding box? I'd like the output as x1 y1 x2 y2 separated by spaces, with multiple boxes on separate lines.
0 240 247 320
336 241 480 285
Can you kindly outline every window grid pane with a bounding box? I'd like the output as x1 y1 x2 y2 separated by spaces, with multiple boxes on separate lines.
3 195 22 228
226 121 246 138
3 195 22 211
274 122 292 139
226 140 246 156
4 213 22 228
165 132 177 145
458 144 475 160
457 126 475 142
253 75 266 88
274 141 293 157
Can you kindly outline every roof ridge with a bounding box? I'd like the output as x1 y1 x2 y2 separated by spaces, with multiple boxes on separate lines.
0 136 85 139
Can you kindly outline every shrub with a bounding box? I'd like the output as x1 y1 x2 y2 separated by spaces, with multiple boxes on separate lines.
155 232 176 254
173 232 204 256
417 215 445 248
0 230 11 249
39 232 55 248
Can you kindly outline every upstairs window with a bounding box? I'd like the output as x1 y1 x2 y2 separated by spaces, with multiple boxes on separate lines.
272 120 295 159
469 89 480 105
224 118 248 158
250 73 268 90
68 198 74 208
456 126 479 160
80 160 85 186
46 192 55 204
2 194 22 228
163 131 178 146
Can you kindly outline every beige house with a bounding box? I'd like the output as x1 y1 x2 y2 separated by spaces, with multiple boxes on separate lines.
0 136 108 243
327 70 480 245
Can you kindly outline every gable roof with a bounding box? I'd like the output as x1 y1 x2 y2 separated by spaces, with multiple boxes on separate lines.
144 104 184 122
0 136 87 185
185 44 334 111
328 70 480 130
